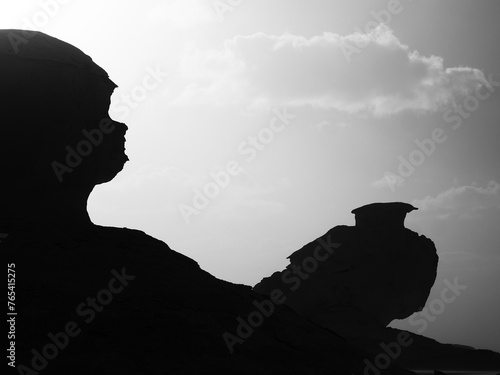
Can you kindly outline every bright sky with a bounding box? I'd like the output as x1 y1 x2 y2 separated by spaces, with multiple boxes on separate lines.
3 0 499 353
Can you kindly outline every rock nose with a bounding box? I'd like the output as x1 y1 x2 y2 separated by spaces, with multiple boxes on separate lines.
351 202 418 229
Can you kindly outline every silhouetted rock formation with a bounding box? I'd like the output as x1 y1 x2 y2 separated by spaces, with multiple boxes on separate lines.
254 204 500 371
352 202 417 229
254 202 438 333
0 30 128 226
8 225 399 375
1 30 413 375
2 30 499 374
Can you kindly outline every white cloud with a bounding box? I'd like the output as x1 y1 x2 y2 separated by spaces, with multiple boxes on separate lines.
413 181 500 212
174 25 489 115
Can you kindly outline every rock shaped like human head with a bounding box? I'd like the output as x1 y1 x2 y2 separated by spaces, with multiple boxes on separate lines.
0 30 128 225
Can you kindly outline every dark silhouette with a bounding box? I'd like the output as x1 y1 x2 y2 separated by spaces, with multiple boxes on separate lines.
351 202 417 229
2 30 499 374
255 201 438 334
254 203 500 370
0 29 128 226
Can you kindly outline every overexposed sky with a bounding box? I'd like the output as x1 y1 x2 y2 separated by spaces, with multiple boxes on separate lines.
3 0 499 353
